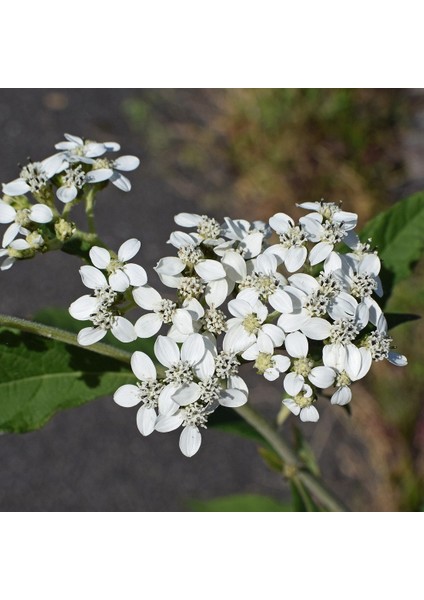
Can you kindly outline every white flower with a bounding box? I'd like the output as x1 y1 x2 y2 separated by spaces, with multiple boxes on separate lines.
114 351 162 436
284 331 336 390
2 157 64 196
88 239 147 292
360 315 408 368
300 213 354 266
69 269 136 346
223 289 285 353
55 133 120 163
0 239 30 270
0 200 53 247
85 155 140 192
322 304 370 373
214 217 265 258
330 349 372 406
133 285 194 338
267 212 308 272
174 212 223 243
297 201 358 231
56 165 87 203
242 333 290 381
282 377 318 422
239 252 294 312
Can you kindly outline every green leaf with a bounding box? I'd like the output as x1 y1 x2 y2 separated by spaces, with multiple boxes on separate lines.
0 327 134 433
360 192 424 297
189 493 292 512
385 312 421 330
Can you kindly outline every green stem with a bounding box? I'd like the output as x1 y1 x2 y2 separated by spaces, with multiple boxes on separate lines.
85 187 97 234
0 314 132 365
235 403 348 512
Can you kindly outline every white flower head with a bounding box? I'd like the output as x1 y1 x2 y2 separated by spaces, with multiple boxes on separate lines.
2 156 65 196
284 331 336 390
242 333 290 381
55 133 120 163
56 165 87 203
0 239 31 270
267 212 309 273
0 200 53 248
85 155 140 192
282 376 319 423
88 239 147 292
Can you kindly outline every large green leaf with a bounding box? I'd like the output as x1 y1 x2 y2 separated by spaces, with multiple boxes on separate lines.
360 192 424 292
0 327 134 433
189 493 292 512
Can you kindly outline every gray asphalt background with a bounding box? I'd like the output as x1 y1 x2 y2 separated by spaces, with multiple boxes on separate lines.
0 89 287 511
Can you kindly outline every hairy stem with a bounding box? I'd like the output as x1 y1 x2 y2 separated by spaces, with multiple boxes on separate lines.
0 314 132 365
236 403 348 512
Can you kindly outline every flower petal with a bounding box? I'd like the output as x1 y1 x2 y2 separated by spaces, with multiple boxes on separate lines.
331 386 352 406
301 317 331 340
221 250 247 282
155 256 185 276
68 295 98 321
155 413 184 433
109 269 130 292
2 223 20 247
173 309 194 335
261 324 285 347
134 313 163 338
114 384 141 408
2 179 30 196
282 399 301 416
113 155 140 171
223 323 255 353
179 426 202 457
387 351 408 367
154 335 180 368
111 317 137 343
110 171 131 191
283 372 304 396
195 259 226 281
309 366 336 389
285 246 307 272
118 238 141 262
268 290 293 313
285 331 308 358
300 406 319 422
181 333 205 365
0 201 16 223
269 212 294 234
136 406 157 436
77 326 106 346
89 246 111 269
219 389 247 407
132 285 162 310
85 168 113 183
123 263 147 286
173 383 202 405
79 265 107 289
131 351 157 380
309 241 333 265
56 185 78 204
174 212 202 227
205 278 230 307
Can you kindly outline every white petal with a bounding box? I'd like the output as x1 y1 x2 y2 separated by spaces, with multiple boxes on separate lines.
288 273 319 294
136 406 157 436
179 426 202 457
173 309 194 335
300 406 319 422
2 179 30 195
387 351 408 367
69 295 98 321
241 232 263 258
256 332 274 354
77 327 107 346
89 246 111 269
228 375 249 394
134 313 163 338
285 331 308 358
228 298 251 318
132 285 162 310
8 238 30 250
221 250 247 282
194 350 216 380
277 311 309 333
174 212 202 227
79 265 107 289
241 343 259 361
155 413 184 433
309 241 332 266
85 168 113 183
309 366 336 389
269 212 294 234
285 246 307 272
0 201 16 223
2 223 20 247
181 333 205 365
205 278 230 307
345 344 362 379
103 141 121 152
333 210 358 230
301 317 331 340
173 383 202 406
183 298 204 320
359 253 381 276
154 335 180 368
256 252 277 276
56 185 78 204
261 324 285 347
155 256 185 276
284 372 304 396
131 351 157 380
356 347 372 380
282 399 301 416
111 317 137 343
156 272 182 289
123 263 148 286
118 238 141 261
110 171 131 191
223 323 255 353
113 155 140 171
323 343 347 371
331 386 352 406
0 256 15 270
168 231 197 248
158 385 180 416
114 384 141 408
195 259 226 281
274 355 291 373
268 289 293 313
219 389 247 407
109 269 130 292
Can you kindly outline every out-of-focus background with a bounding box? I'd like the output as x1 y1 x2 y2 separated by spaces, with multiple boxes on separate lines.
0 89 422 511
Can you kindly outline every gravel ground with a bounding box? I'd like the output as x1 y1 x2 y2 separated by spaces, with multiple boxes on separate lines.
0 89 286 511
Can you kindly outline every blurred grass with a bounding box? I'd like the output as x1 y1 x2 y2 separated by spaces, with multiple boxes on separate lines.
123 89 423 510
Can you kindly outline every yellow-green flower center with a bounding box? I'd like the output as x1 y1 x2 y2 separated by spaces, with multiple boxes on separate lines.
242 313 261 334
254 352 273 374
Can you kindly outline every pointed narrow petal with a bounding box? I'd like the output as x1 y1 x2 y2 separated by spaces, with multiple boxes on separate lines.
134 313 163 338
154 335 180 368
179 426 202 457
79 265 107 289
77 326 106 346
114 384 141 408
89 246 111 269
118 238 141 261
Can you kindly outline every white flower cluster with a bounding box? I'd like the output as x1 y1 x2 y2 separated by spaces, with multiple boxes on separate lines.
0 133 140 270
85 202 408 458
